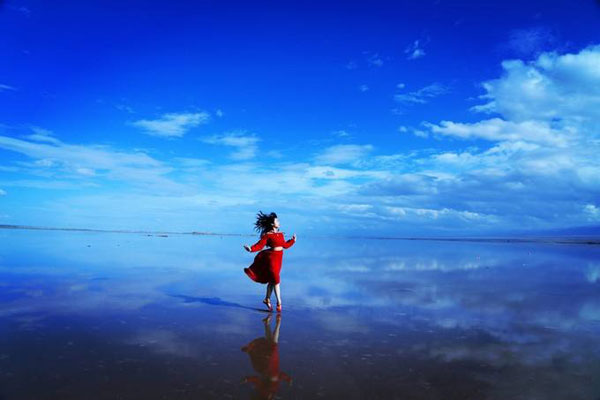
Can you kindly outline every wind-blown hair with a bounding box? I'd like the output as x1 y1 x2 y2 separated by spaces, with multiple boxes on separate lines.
254 211 278 236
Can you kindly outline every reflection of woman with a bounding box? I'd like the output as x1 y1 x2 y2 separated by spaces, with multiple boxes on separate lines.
243 212 296 312
241 314 292 400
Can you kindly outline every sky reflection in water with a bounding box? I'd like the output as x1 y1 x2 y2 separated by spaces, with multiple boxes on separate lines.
0 230 599 399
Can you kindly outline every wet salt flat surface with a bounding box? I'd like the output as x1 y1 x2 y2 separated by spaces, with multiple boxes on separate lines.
0 230 599 399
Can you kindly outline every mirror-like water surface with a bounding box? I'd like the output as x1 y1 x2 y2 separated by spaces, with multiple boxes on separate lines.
0 229 599 399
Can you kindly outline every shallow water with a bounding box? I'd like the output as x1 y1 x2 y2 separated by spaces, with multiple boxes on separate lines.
0 229 599 399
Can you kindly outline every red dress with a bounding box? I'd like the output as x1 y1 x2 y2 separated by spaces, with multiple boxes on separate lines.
242 337 291 399
244 232 295 285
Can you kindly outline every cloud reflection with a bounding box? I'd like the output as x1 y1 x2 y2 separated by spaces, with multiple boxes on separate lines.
0 231 599 398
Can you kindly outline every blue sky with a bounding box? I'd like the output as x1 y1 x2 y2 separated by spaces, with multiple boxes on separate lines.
1 0 599 235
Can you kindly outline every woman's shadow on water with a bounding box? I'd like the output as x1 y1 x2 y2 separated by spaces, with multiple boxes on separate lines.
170 294 270 313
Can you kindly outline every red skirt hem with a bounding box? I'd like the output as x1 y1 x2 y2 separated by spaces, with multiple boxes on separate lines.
244 250 282 284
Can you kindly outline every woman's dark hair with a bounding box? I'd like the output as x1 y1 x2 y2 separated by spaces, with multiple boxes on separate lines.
254 211 278 235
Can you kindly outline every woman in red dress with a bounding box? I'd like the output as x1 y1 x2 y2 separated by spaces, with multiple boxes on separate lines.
241 314 292 400
243 212 296 312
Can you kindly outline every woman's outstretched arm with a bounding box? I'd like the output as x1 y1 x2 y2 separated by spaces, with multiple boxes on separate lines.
282 234 296 249
244 235 267 252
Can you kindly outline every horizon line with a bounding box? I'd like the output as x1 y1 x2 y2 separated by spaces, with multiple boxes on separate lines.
1 224 599 245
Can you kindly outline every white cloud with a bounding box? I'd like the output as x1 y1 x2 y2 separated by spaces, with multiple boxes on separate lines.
74 167 96 176
0 179 90 190
25 126 61 144
337 204 373 213
472 44 600 125
0 130 379 226
579 302 600 322
115 104 134 113
0 132 180 190
131 112 210 137
586 264 600 283
421 46 600 180
315 144 374 165
384 206 486 222
360 173 440 196
388 45 600 230
346 53 383 70
366 53 384 67
394 83 448 105
506 27 556 57
413 129 428 138
333 130 350 138
306 165 387 180
2 46 599 234
265 150 283 159
432 151 481 166
0 189 6 196
405 40 426 60
424 118 569 146
584 204 600 221
8 5 31 15
0 84 16 92
359 84 369 92
410 49 425 59
0 135 159 169
201 131 259 160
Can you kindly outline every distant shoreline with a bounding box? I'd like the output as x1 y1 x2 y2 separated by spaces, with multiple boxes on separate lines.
2 224 599 245
0 224 249 237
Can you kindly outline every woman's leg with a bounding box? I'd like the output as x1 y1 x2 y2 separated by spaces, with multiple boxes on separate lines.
273 283 281 306
273 314 281 343
263 314 273 341
265 283 273 300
